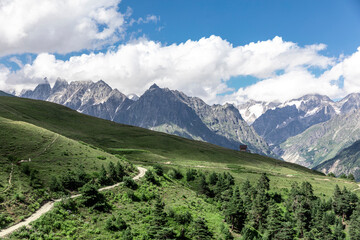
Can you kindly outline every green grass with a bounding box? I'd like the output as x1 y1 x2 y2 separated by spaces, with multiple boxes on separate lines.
1 96 360 237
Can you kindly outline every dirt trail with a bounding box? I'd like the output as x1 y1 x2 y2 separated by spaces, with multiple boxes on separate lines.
1 163 14 193
0 167 147 238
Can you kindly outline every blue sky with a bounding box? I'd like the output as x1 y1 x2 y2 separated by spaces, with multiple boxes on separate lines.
1 0 360 103
121 0 360 89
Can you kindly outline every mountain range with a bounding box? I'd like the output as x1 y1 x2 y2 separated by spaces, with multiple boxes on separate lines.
19 78 272 156
14 79 360 179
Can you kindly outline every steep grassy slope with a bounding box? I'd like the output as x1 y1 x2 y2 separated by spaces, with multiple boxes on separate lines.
315 140 360 180
0 115 133 228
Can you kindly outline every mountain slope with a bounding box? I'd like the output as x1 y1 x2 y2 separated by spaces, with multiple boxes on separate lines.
252 94 338 151
281 110 360 168
20 80 271 155
0 91 13 97
0 96 318 175
314 140 360 180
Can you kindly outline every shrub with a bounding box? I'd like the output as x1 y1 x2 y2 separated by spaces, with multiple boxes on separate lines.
327 172 336 178
168 169 183 180
145 170 157 184
123 177 137 190
186 169 197 181
97 156 107 160
105 214 127 231
153 164 164 176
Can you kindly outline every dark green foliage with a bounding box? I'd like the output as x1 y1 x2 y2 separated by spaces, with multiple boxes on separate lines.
224 186 245 231
174 211 192 224
105 214 127 231
108 161 117 182
186 168 197 181
49 176 64 192
258 173 270 192
79 182 109 211
220 223 233 240
122 227 133 240
148 197 176 239
29 169 43 189
349 206 360 240
333 217 345 240
168 168 183 179
339 173 347 179
208 172 218 185
198 175 213 197
145 170 157 184
98 164 109 186
61 168 90 191
348 173 355 181
190 217 213 240
327 172 336 177
20 164 31 175
123 176 137 190
153 164 164 176
333 185 358 222
115 161 125 181
0 213 12 228
266 200 284 239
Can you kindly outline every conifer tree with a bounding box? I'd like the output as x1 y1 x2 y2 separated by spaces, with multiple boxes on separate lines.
349 205 360 240
98 164 108 185
266 200 284 239
190 217 213 240
108 161 117 182
333 217 345 240
224 186 246 231
115 161 125 181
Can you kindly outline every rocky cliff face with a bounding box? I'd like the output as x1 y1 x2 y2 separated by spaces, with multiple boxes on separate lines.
280 110 360 168
237 100 280 125
252 94 338 152
20 80 272 155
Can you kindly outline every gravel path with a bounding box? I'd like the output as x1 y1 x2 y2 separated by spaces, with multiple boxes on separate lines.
0 166 147 238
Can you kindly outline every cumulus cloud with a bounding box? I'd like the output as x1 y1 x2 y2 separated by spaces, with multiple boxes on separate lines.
0 0 126 56
4 36 342 103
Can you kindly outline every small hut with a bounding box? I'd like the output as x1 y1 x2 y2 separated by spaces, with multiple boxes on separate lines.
239 145 248 152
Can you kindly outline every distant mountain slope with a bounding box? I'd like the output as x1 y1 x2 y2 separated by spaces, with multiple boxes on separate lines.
0 91 13 97
20 80 272 155
281 110 360 168
314 140 360 181
252 94 338 151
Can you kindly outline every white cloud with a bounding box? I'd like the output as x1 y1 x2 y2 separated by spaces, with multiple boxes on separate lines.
0 0 126 56
3 35 358 104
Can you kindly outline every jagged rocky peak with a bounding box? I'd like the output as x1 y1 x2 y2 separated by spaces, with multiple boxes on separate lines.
52 78 68 92
149 83 160 90
338 93 360 113
127 93 139 101
237 99 280 124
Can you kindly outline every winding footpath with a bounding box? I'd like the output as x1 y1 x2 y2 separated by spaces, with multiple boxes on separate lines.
0 167 147 238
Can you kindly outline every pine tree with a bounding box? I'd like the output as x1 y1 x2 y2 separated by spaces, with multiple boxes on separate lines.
258 173 270 192
293 195 311 238
115 161 125 181
148 197 175 239
208 172 218 185
108 161 117 182
349 205 360 240
98 164 109 185
266 200 284 239
333 217 345 240
224 186 246 231
190 217 213 240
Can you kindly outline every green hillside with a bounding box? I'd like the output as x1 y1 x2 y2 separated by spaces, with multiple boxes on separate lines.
1 96 360 239
0 91 13 97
